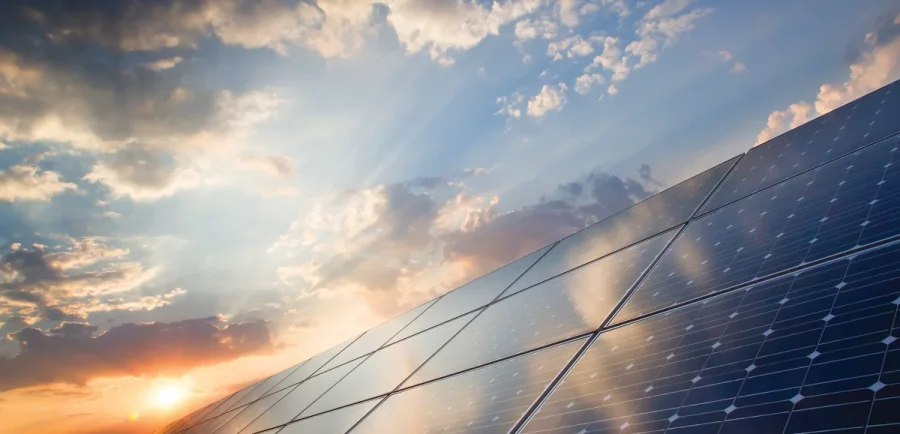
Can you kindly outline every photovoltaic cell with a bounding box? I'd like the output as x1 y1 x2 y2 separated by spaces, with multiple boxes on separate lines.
227 360 309 411
277 399 382 434
615 133 900 324
521 241 900 434
236 358 365 434
254 333 362 401
504 157 737 297
206 386 295 434
298 312 477 419
387 245 554 345
351 338 585 434
702 79 900 213
318 298 439 372
405 230 676 388
201 379 267 422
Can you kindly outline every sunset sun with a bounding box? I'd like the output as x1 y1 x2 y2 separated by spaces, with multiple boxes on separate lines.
155 386 186 408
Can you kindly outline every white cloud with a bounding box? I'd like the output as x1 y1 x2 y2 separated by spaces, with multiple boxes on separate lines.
575 73 605 95
718 50 733 61
628 0 712 68
730 62 746 73
755 18 900 146
607 84 619 95
587 36 630 81
557 0 585 28
236 155 293 177
0 164 77 202
496 92 525 118
514 17 559 41
140 56 183 71
527 83 568 117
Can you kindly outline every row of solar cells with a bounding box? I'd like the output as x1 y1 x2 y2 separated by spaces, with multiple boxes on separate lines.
155 79 900 434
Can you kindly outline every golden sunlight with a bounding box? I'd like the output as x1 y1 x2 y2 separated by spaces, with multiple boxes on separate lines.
155 386 186 408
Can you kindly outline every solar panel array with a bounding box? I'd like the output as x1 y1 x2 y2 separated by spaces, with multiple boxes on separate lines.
156 80 900 434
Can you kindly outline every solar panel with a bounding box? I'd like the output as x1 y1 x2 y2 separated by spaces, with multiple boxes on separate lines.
200 379 268 423
297 311 477 419
405 229 677 388
387 244 554 345
702 79 900 213
226 359 310 412
519 240 900 434
614 133 900 325
235 357 366 434
276 399 382 434
504 157 738 297
351 338 585 434
318 298 439 372
205 386 295 434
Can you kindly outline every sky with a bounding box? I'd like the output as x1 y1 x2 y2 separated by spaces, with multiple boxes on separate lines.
0 0 899 433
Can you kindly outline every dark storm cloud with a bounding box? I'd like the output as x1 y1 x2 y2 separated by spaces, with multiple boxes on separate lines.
0 316 273 391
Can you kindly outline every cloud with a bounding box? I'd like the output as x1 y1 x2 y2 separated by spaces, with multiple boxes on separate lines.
607 83 619 95
527 83 568 117
718 50 733 62
496 92 525 118
575 73 605 95
627 0 712 68
83 144 202 201
586 37 630 81
0 316 273 391
547 35 602 60
140 56 183 71
515 17 559 41
730 62 746 73
0 239 153 309
755 15 900 145
0 164 77 202
236 155 294 178
273 165 657 317
718 49 745 73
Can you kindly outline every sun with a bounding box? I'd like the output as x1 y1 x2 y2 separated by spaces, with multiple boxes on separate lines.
155 386 186 408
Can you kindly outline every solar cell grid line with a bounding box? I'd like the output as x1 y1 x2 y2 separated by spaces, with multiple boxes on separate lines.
209 386 298 434
346 337 586 434
387 243 556 345
613 133 900 326
234 356 367 434
226 358 313 412
241 359 311 406
402 228 679 389
514 240 900 434
701 79 900 214
317 297 441 373
177 395 233 432
269 398 384 434
243 332 365 406
503 156 741 298
295 311 480 420
195 380 268 426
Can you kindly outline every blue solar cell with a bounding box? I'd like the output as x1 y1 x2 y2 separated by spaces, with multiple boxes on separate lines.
702 80 900 213
504 157 738 297
236 357 366 434
297 312 477 419
278 399 382 434
319 298 439 373
405 229 677 388
351 338 585 434
387 245 554 345
615 134 900 324
520 241 900 434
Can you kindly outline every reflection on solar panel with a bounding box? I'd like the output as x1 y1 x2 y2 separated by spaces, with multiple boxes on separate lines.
520 240 900 434
504 157 738 297
157 81 900 434
702 80 900 213
614 133 900 324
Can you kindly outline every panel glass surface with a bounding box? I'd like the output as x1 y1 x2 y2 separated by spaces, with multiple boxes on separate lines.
505 157 737 297
229 360 308 410
406 230 676 387
319 299 438 372
388 245 554 345
204 379 267 422
177 396 230 431
522 241 900 434
298 312 477 418
249 360 309 402
237 358 365 434
278 399 381 434
208 386 295 434
257 334 361 399
351 338 584 434
703 79 900 213
616 134 900 324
